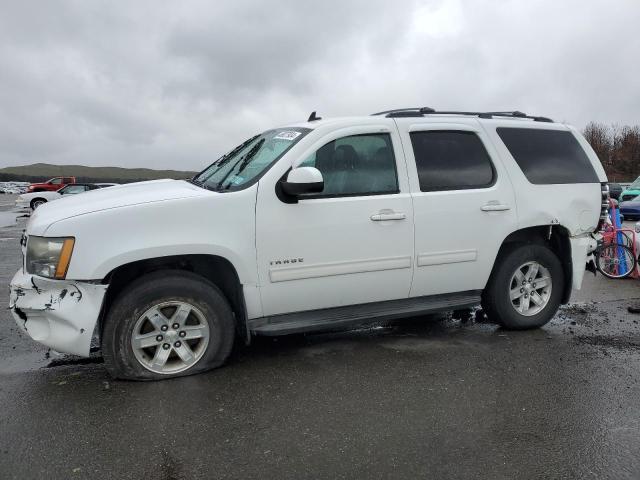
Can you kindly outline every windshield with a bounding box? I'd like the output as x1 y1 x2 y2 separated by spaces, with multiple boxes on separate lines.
193 128 310 191
629 177 640 189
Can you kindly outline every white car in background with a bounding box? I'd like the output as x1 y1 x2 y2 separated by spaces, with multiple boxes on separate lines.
16 183 117 210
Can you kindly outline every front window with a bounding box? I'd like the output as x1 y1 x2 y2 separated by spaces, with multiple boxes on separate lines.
629 177 640 189
297 133 398 197
60 185 87 194
193 128 310 191
50 178 62 185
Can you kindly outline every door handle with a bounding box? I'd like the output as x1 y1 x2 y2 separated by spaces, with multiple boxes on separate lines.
481 203 510 212
371 211 406 221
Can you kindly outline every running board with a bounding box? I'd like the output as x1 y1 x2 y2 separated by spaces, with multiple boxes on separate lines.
249 290 482 336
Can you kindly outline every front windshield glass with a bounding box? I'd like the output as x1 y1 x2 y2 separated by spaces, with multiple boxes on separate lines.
630 177 640 189
193 128 310 191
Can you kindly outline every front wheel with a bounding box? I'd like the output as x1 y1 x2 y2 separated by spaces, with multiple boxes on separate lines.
102 271 235 380
482 244 564 330
30 198 47 210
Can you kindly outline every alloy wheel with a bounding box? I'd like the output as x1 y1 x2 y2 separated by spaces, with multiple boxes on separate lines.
131 301 210 374
508 261 552 316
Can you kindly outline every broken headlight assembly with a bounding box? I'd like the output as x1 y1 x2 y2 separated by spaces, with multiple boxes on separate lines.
26 236 75 279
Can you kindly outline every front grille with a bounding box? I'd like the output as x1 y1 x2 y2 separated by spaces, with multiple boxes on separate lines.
622 194 638 202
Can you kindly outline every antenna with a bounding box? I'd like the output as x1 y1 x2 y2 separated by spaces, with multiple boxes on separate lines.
307 111 322 122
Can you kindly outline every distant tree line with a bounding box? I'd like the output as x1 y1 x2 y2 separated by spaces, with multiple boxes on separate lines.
0 173 168 184
583 123 640 182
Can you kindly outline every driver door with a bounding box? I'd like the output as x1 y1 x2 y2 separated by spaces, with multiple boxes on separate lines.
256 126 414 316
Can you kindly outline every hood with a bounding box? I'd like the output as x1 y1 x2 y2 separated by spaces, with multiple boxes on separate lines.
28 179 209 234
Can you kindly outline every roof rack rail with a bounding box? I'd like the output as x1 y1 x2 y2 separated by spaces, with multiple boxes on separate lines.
372 107 553 122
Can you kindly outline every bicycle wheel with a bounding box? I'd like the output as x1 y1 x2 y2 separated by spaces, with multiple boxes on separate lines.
617 231 634 248
596 243 637 279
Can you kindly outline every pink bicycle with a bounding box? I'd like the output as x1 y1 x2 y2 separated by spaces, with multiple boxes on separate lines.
595 200 638 279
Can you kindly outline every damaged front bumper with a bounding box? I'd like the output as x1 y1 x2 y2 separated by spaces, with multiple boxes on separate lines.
9 269 108 356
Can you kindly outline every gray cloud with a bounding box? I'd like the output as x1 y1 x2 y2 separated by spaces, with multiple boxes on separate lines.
0 0 638 170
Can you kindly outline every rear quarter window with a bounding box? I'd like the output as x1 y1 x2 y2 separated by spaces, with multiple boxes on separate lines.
496 128 599 184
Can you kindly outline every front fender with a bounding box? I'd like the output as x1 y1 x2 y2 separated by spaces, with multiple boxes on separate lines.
41 191 258 285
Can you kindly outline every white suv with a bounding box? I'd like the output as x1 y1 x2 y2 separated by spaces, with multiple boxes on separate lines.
9 108 606 380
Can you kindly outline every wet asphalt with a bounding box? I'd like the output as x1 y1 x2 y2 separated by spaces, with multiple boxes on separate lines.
1 195 639 479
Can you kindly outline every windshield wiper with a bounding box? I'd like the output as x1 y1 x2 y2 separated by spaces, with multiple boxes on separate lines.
187 178 216 191
193 134 261 185
215 139 265 191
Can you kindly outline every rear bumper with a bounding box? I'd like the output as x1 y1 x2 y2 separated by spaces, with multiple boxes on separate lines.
570 233 600 290
9 269 108 356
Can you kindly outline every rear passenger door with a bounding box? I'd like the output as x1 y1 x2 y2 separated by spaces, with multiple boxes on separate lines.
394 119 517 297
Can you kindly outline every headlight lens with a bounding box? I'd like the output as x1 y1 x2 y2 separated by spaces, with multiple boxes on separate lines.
635 222 640 234
26 236 75 279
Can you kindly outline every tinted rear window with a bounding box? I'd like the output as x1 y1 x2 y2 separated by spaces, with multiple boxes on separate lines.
496 128 598 184
410 131 495 191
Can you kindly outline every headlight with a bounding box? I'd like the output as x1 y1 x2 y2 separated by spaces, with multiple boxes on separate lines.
26 236 75 279
635 222 640 234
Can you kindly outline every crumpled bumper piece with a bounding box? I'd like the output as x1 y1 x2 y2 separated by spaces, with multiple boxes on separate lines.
570 233 600 290
9 269 108 356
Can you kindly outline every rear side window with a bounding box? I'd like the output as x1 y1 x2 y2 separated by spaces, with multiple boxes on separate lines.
496 128 598 184
410 131 495 192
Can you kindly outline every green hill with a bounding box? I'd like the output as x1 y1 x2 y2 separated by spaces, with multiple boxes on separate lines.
0 163 198 184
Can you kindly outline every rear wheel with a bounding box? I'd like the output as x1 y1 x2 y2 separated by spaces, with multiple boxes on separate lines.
102 271 235 380
482 244 564 330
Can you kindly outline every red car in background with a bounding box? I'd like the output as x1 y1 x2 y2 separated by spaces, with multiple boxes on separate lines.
26 176 76 193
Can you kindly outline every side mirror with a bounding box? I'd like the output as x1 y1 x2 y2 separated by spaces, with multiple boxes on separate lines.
281 167 324 196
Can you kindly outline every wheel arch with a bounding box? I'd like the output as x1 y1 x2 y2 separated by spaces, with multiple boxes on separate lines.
489 225 573 304
98 254 248 341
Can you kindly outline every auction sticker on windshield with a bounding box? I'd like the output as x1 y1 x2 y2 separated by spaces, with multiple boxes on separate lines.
274 131 302 141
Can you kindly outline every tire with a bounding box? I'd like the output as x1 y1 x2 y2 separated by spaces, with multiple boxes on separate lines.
30 198 47 210
595 243 636 279
482 243 564 330
102 270 235 381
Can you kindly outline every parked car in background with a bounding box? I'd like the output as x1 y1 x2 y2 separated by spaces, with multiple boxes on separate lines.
95 183 120 188
9 108 606 380
26 176 76 193
620 196 640 221
620 177 640 202
608 182 623 200
0 181 29 194
16 183 109 210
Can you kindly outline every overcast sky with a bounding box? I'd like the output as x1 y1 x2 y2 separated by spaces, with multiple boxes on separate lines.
0 0 638 171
